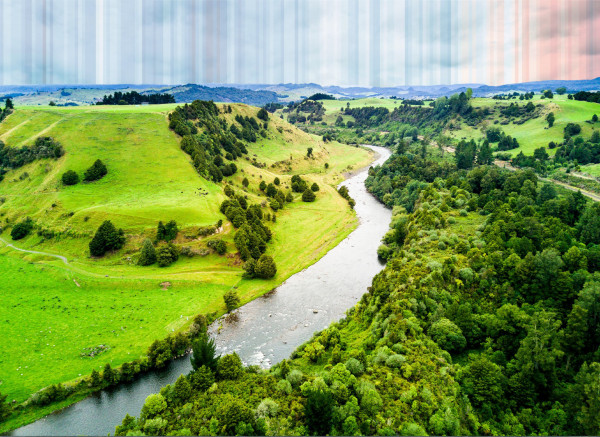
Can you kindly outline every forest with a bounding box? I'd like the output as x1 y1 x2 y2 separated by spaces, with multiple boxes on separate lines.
97 91 175 105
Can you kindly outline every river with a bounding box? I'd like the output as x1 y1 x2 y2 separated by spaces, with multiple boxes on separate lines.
9 145 392 436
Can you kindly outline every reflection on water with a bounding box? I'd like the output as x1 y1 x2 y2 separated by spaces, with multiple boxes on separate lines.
10 145 391 436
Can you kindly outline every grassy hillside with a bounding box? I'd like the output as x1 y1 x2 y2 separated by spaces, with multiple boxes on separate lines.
0 103 372 429
445 95 599 156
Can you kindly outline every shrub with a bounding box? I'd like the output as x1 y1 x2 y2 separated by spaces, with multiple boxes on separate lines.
377 244 392 261
302 189 316 202
311 182 320 192
217 353 243 380
156 243 179 267
11 218 34 240
61 170 79 185
242 177 249 188
89 220 125 256
83 159 108 182
138 238 157 265
273 177 280 185
207 238 226 255
223 289 240 312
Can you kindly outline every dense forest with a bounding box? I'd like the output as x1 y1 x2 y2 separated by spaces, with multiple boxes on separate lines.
114 138 600 436
97 91 175 105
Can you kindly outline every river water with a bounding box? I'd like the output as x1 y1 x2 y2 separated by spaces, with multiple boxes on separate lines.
10 145 392 436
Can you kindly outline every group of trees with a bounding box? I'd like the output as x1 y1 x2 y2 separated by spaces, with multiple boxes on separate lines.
219 191 277 278
62 159 108 185
0 136 64 182
572 91 600 103
89 220 126 257
169 100 249 182
97 91 175 105
0 97 13 123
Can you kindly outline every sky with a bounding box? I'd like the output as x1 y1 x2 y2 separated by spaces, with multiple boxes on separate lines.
0 0 598 87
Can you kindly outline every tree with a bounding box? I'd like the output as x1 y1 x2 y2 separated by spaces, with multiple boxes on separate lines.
546 112 555 128
307 147 313 157
302 189 316 202
305 389 334 436
140 393 167 420
257 108 269 121
191 334 219 371
61 170 79 185
138 238 157 265
223 289 240 311
5 98 14 109
543 89 554 99
555 86 567 95
429 318 466 352
242 177 249 188
217 353 243 380
90 369 101 387
164 220 178 241
310 182 319 192
578 203 600 244
477 140 493 165
89 220 126 256
103 363 117 385
273 177 280 186
172 374 192 405
83 159 108 182
593 114 598 123
156 243 179 267
254 254 277 279
10 218 33 240
259 180 267 191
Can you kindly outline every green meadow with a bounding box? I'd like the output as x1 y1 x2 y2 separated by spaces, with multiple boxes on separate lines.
0 103 372 424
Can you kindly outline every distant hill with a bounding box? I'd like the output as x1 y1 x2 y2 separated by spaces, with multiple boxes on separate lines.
161 84 281 105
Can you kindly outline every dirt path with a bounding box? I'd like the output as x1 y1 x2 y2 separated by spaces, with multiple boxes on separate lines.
0 117 29 141
0 236 68 264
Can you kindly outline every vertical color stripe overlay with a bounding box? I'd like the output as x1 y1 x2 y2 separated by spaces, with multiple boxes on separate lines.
0 0 598 86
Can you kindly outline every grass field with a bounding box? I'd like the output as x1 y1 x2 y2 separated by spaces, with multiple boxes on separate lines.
0 103 373 428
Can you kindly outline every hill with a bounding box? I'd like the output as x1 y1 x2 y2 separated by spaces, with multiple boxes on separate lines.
0 103 372 431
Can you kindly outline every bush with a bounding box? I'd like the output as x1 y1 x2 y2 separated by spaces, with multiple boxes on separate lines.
207 238 226 255
11 218 34 240
156 243 179 267
302 189 316 202
254 254 277 279
83 159 108 182
256 398 279 418
138 238 157 265
189 365 215 391
385 354 406 368
223 289 240 312
61 170 79 185
89 220 126 256
311 182 320 192
305 389 334 436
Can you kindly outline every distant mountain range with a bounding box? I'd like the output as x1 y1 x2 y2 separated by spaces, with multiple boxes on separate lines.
1 78 599 106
